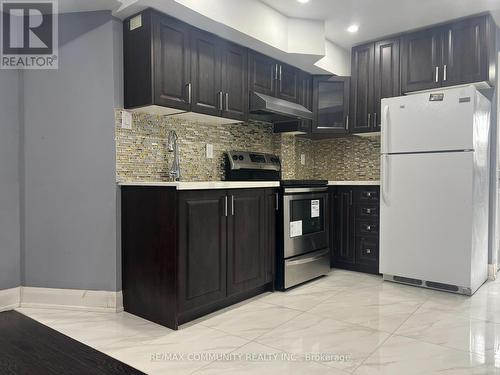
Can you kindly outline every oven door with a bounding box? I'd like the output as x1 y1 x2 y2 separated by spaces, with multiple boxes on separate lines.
283 187 329 258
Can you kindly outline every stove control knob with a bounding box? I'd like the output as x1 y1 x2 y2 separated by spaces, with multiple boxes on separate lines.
232 155 238 161
238 155 244 160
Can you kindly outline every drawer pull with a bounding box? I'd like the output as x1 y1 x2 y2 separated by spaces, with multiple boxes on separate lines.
366 249 372 254
363 208 375 214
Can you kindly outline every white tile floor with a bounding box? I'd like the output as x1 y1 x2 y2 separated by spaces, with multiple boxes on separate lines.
16 269 500 374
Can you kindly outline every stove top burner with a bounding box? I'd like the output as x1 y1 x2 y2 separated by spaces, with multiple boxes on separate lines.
280 180 328 188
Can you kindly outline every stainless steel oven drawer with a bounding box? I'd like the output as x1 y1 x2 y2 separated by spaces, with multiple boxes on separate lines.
284 249 330 289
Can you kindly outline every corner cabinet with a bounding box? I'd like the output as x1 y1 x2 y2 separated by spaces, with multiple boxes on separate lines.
121 187 276 330
330 185 380 275
311 76 350 135
401 14 496 93
124 9 248 121
350 38 400 133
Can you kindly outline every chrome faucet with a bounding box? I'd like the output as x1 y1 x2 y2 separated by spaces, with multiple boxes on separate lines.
167 130 181 181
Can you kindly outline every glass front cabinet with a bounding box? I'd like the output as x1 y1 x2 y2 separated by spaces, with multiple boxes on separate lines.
312 76 350 135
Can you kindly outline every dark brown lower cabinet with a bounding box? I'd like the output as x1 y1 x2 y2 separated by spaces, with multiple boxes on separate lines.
121 187 276 330
330 185 380 274
227 189 267 295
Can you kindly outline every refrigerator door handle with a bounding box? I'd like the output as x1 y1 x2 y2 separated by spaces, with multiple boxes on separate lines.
382 105 390 153
381 154 390 205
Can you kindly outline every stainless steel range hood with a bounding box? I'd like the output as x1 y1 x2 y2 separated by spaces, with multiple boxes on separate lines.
249 91 313 123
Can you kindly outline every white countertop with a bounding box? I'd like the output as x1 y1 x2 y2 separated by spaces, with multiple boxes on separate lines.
118 181 280 190
328 180 380 186
119 180 379 189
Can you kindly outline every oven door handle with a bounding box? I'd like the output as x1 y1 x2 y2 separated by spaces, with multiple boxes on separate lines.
286 250 329 265
284 187 328 194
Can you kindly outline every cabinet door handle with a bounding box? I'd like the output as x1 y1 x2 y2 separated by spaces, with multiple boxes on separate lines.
349 190 353 206
274 64 278 80
279 65 282 81
373 112 377 128
225 93 229 111
231 195 235 216
443 65 447 82
367 113 371 126
218 91 223 110
435 66 439 83
345 115 349 131
224 196 228 217
186 83 192 104
275 192 279 211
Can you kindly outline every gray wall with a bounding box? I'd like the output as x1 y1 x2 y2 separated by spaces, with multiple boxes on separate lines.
0 70 21 290
21 11 122 291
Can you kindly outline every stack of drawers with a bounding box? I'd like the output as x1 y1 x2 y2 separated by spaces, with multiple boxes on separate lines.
330 185 380 275
353 187 380 273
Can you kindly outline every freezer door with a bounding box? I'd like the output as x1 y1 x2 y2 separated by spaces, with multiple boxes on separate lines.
380 151 480 288
381 86 475 154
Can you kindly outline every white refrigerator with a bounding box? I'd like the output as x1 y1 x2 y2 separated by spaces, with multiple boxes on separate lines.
380 85 491 295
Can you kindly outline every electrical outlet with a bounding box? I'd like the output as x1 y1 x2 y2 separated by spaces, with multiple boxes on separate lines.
121 110 132 129
300 154 306 165
206 143 214 159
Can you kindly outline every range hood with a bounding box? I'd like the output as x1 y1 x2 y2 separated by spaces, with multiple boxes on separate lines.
249 91 313 123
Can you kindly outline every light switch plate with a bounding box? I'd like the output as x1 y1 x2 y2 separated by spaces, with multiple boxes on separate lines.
300 154 306 165
206 143 214 159
121 110 132 129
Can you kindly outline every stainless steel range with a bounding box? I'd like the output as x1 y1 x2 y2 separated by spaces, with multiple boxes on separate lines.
226 151 330 290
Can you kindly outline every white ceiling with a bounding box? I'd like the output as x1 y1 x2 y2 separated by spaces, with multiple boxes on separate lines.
260 0 500 48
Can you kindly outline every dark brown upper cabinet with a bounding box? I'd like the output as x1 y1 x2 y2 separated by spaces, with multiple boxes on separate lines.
190 29 222 117
401 14 495 93
311 75 350 135
220 41 249 121
350 43 374 133
276 62 300 103
401 28 443 93
124 10 191 111
191 31 249 121
248 51 276 97
373 38 400 131
350 38 400 133
248 51 300 103
443 15 493 87
124 9 247 121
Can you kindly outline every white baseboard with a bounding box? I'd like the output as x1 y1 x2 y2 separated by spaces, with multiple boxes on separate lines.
0 287 21 312
20 287 123 313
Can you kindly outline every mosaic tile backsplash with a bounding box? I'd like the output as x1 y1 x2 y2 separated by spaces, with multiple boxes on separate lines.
115 110 380 182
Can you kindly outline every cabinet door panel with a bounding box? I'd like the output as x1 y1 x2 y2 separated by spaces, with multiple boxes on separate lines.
178 191 227 312
312 76 350 134
351 43 374 133
248 52 276 97
190 30 222 116
153 13 191 110
277 63 300 103
221 42 248 121
227 190 266 295
401 29 442 92
444 16 488 86
332 188 355 265
373 39 400 131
